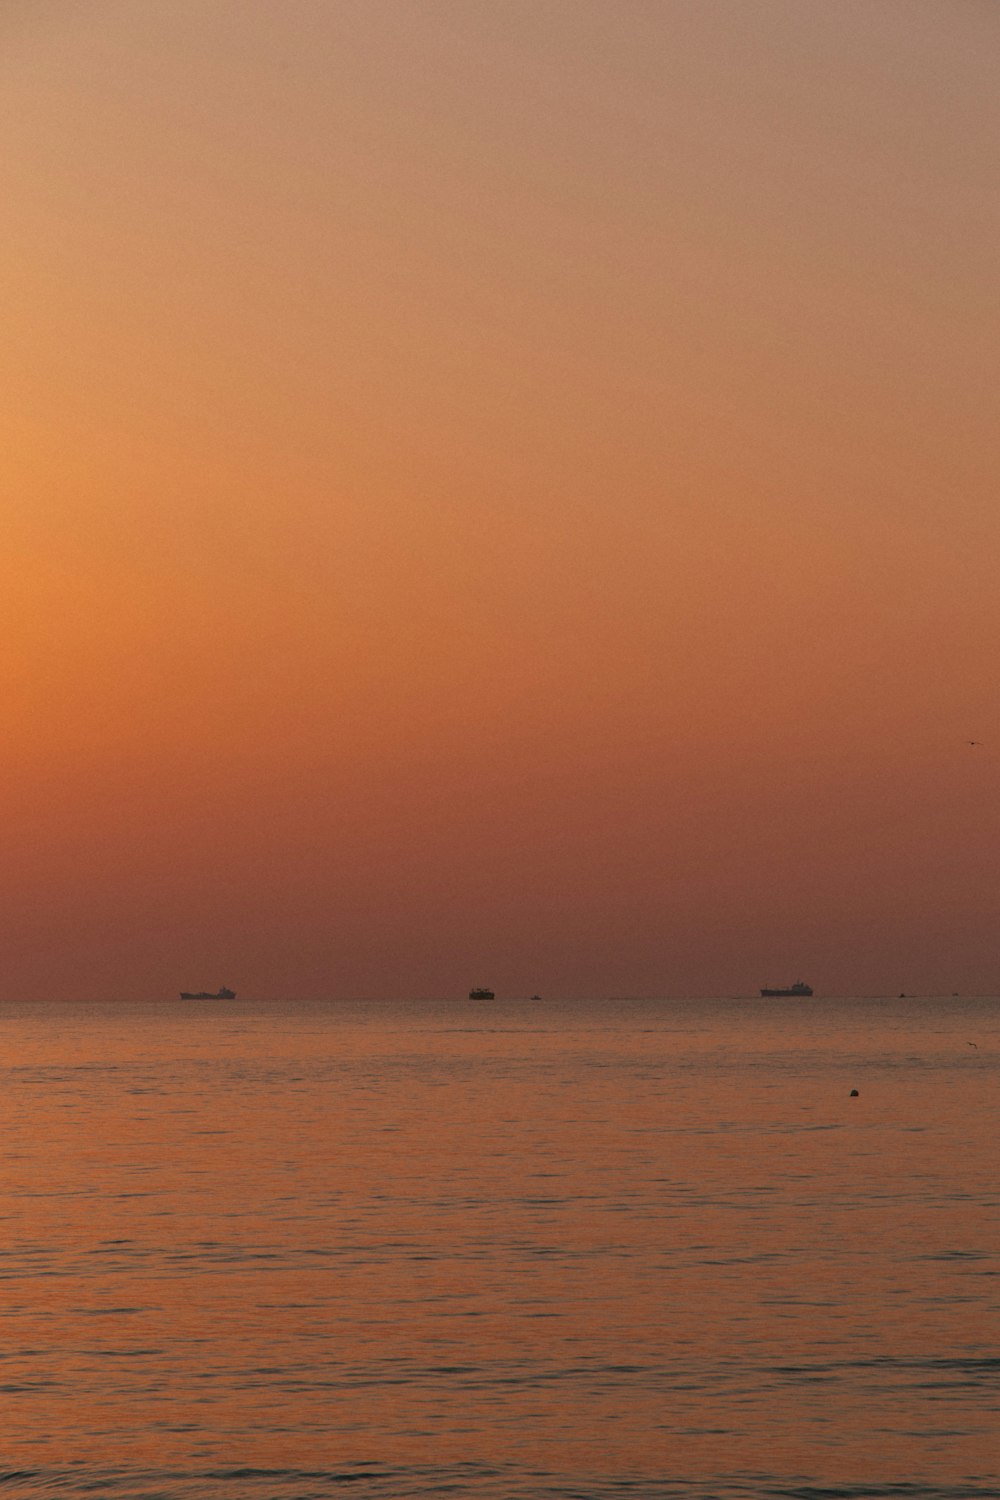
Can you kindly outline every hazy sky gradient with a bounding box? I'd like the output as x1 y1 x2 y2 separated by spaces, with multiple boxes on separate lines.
3 1 999 999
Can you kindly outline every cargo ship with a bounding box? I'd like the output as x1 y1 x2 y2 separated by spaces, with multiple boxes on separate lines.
468 987 494 1000
179 987 236 1000
759 981 813 997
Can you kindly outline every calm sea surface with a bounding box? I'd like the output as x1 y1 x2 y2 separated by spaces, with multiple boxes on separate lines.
0 995 996 1499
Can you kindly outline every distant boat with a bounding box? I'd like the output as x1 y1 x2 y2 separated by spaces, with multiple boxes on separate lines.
759 981 813 998
468 987 494 1000
179 987 236 1000
529 994 542 1001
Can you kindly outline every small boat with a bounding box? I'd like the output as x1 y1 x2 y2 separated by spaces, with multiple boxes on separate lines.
180 987 236 1000
759 981 813 998
468 987 494 1000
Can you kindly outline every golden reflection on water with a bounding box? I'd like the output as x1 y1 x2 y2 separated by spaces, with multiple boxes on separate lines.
0 997 996 1494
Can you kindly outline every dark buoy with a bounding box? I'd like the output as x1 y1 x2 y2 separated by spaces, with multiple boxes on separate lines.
849 1088 859 1097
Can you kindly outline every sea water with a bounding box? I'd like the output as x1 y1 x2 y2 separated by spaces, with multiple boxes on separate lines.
0 995 996 1498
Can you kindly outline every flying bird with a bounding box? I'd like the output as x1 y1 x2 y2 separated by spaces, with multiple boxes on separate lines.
967 740 983 746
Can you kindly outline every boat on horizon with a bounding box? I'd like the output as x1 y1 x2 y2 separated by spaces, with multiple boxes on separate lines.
759 981 813 997
468 987 494 1000
179 987 236 1000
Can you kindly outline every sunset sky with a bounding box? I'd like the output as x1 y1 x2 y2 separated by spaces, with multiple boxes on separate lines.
3 0 999 1000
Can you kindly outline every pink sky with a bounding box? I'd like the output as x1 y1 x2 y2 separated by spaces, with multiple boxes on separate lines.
2 1 999 998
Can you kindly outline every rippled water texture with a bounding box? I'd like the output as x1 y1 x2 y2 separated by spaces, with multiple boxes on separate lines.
0 996 996 1498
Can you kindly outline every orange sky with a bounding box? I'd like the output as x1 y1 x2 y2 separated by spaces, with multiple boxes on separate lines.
3 0 999 999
